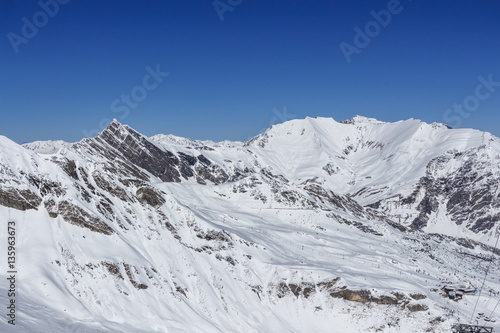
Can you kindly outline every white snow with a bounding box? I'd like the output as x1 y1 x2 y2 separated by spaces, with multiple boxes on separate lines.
0 116 499 332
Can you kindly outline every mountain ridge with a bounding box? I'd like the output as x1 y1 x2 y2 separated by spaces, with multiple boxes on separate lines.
1 115 499 332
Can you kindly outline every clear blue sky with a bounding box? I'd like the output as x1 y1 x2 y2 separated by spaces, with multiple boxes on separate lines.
1 0 500 143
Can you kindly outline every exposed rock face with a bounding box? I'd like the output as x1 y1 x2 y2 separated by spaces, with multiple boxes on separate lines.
61 159 79 180
94 121 184 182
123 262 148 289
136 187 165 207
407 303 429 312
330 289 398 304
268 278 340 299
267 278 428 312
304 184 370 218
93 172 132 202
45 200 114 235
0 188 41 210
87 120 230 184
101 261 124 280
396 147 500 233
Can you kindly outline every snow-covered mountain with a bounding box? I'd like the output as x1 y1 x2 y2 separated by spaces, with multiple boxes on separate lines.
22 139 73 154
1 116 499 332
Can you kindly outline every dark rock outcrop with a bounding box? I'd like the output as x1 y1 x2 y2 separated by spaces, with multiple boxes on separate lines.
46 200 114 235
136 187 165 207
0 188 41 211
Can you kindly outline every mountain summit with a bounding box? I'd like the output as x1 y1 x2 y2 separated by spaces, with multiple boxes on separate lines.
4 116 500 332
341 115 387 125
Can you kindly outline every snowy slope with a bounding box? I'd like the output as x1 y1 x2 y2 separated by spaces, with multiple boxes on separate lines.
0 117 499 332
22 140 72 154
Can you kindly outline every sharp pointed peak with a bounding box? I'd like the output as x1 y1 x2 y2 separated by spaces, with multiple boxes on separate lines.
95 118 142 141
107 118 129 129
104 118 133 131
110 118 122 125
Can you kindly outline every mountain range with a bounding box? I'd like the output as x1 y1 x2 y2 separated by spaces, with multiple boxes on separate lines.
1 116 499 332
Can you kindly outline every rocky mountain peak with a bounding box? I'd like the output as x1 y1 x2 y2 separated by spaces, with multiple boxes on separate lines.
1 116 500 332
98 118 137 141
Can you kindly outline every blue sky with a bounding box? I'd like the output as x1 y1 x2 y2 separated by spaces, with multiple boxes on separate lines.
1 0 500 143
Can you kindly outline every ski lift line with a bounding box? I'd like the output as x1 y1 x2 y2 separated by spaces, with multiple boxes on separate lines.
469 233 500 324
469 145 500 325
489 298 500 321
